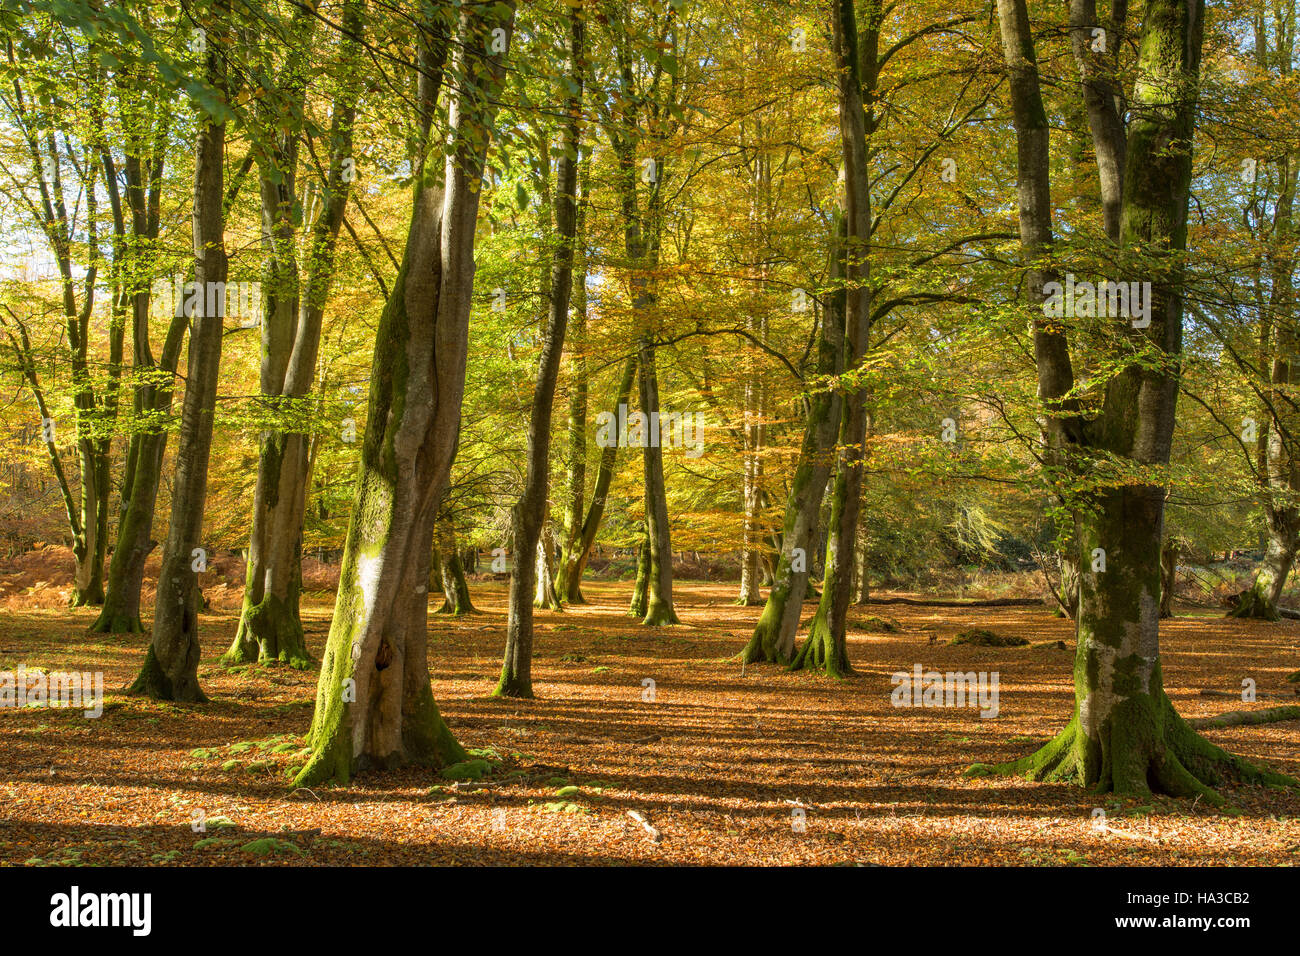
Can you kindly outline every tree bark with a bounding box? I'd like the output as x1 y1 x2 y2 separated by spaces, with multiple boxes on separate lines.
295 4 515 784
225 1 361 668
494 11 582 698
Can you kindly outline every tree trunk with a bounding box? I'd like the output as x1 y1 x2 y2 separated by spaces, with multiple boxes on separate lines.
533 522 563 611
1230 520 1294 621
558 353 637 602
435 524 476 616
130 8 232 702
740 219 845 664
1159 536 1178 619
637 340 680 626
295 4 514 785
792 0 874 676
628 526 650 619
225 2 360 669
495 12 581 698
558 160 590 604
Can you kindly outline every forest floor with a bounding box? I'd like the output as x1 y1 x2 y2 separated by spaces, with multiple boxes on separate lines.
2 580 1299 866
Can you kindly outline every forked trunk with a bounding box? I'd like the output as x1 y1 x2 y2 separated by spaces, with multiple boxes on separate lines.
295 4 514 784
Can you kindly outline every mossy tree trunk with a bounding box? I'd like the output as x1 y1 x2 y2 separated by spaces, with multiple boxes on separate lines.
975 0 1297 800
225 2 360 670
1159 536 1178 619
792 0 875 676
434 523 476 616
628 526 650 619
130 5 232 702
740 219 845 665
637 340 680 626
295 5 514 785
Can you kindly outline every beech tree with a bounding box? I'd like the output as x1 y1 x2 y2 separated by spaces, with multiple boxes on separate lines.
971 0 1298 800
295 1 515 784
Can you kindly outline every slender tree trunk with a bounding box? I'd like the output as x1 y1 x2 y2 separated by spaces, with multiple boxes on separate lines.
295 4 514 785
637 339 680 625
1159 536 1178 619
226 1 360 669
628 525 650 619
130 5 231 701
495 11 582 698
557 163 590 603
435 524 476 616
558 353 636 601
533 522 563 610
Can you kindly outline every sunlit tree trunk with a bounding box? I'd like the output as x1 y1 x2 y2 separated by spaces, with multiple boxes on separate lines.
131 3 232 701
295 5 515 783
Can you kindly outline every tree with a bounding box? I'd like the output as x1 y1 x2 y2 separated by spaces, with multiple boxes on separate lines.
129 0 233 702
496 5 585 699
294 2 515 785
223 0 363 668
971 0 1297 801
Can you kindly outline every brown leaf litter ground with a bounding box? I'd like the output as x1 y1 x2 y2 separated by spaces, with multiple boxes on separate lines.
2 580 1298 866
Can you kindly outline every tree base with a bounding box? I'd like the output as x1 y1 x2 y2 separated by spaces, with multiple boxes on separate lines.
966 693 1299 805
223 596 314 670
493 673 534 699
69 586 105 608
87 608 144 634
127 645 208 703
294 684 467 787
435 601 478 616
1227 587 1281 622
641 599 679 626
789 620 851 677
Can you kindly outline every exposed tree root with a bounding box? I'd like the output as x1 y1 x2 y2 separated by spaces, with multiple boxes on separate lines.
1188 705 1300 729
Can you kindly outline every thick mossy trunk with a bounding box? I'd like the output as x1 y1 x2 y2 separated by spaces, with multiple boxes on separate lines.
790 390 864 677
295 4 513 785
224 431 313 668
92 429 167 634
971 487 1298 801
